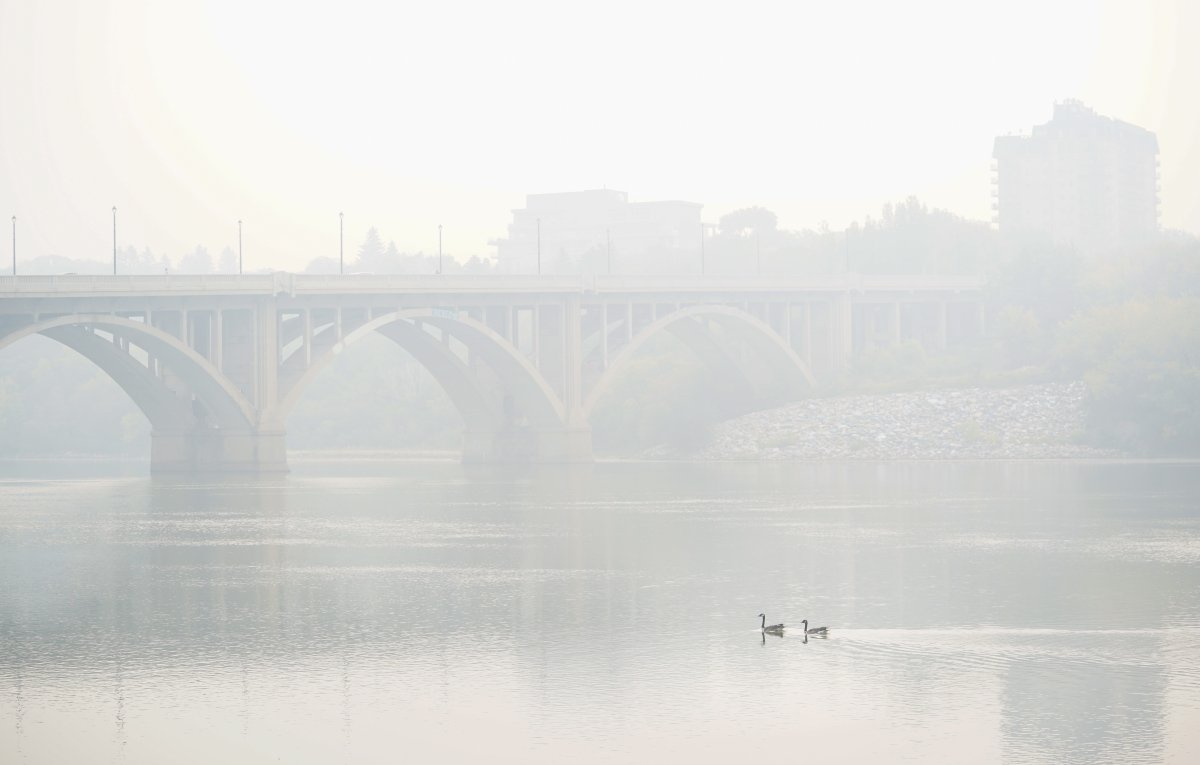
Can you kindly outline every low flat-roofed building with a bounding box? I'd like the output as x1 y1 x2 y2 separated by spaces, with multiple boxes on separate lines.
495 190 702 274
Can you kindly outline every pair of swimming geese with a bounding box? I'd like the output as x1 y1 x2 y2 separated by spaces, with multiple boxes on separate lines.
758 613 827 636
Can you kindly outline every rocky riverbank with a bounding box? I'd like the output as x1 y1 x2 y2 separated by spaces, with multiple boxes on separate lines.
649 381 1121 460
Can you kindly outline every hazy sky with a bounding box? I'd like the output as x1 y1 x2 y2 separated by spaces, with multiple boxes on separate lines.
1 0 1196 270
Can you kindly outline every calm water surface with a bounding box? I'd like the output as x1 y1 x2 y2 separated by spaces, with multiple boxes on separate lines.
1 459 1198 763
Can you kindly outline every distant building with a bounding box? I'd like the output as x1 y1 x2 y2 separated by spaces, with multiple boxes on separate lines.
992 101 1159 253
494 189 702 274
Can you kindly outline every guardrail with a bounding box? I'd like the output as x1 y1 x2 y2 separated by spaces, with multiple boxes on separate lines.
0 274 280 296
0 272 985 298
288 273 585 294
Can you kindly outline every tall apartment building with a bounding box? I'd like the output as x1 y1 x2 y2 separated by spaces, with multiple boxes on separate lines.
992 101 1159 253
494 189 702 274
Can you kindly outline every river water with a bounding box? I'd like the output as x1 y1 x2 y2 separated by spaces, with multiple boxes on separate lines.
1 459 1198 763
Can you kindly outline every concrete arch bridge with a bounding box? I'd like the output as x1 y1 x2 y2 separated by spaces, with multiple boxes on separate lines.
0 273 983 471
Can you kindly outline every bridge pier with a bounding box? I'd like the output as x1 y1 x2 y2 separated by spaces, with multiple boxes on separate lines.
150 426 289 473
461 426 593 464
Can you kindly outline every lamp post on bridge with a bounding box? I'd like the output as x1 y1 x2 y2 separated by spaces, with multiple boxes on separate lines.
606 227 612 275
112 206 117 275
438 224 443 274
238 219 243 274
10 216 14 276
844 225 851 273
339 211 344 275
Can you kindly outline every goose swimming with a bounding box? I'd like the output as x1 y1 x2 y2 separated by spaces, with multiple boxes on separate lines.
758 613 785 633
801 619 828 636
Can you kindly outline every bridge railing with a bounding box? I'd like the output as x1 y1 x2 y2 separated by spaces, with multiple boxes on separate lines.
1 272 985 299
587 273 868 293
587 273 984 293
0 274 280 297
288 273 586 294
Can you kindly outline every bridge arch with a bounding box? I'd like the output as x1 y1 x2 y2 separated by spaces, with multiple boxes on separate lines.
0 314 256 430
275 310 567 434
583 304 815 416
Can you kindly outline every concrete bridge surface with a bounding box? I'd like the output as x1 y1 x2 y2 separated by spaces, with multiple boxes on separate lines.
0 273 984 471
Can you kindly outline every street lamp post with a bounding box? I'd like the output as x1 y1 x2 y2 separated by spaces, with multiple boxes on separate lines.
844 227 851 273
10 216 14 276
536 218 541 275
339 212 344 275
606 227 612 274
438 224 443 274
238 219 243 274
112 206 117 275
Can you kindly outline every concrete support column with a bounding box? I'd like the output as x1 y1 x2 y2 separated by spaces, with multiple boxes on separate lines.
144 310 157 377
936 301 948 351
803 302 813 369
832 295 853 370
212 309 223 371
255 300 279 412
562 295 584 425
601 302 609 370
460 295 592 465
532 304 540 370
302 309 312 367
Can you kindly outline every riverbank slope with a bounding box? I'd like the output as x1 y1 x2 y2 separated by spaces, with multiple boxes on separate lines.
649 381 1120 460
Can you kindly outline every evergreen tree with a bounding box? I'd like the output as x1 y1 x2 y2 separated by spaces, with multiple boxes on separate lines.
178 246 214 274
355 227 385 271
218 246 238 274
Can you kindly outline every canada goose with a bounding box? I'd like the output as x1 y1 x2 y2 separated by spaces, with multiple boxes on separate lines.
802 619 828 636
758 613 785 633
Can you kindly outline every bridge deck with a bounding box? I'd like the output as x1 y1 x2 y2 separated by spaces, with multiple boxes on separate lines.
0 273 983 300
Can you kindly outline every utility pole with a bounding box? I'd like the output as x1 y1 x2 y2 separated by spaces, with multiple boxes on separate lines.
112 206 117 275
844 226 850 273
606 227 612 274
339 212 344 274
238 219 243 274
438 224 443 274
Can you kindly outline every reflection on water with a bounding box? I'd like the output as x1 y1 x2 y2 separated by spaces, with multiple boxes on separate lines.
1 460 1199 763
